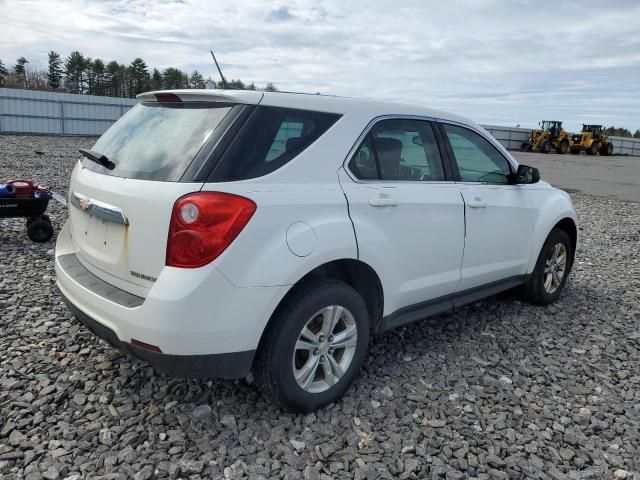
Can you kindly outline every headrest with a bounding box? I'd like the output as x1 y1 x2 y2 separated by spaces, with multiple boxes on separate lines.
286 137 303 153
374 137 402 156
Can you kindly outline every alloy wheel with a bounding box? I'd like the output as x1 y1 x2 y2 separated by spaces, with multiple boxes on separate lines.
544 243 567 294
292 305 358 393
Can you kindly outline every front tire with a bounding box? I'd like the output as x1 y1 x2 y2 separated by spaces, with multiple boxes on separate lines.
254 280 370 412
540 140 551 154
523 228 573 305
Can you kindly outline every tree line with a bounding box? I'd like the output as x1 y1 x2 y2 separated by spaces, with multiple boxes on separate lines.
603 126 640 139
0 52 278 99
2 53 640 138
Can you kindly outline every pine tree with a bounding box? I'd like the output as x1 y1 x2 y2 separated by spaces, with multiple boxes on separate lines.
15 57 29 88
64 51 87 94
92 59 105 95
150 68 162 90
0 59 8 86
106 61 121 97
47 51 64 89
162 68 186 89
128 58 150 97
189 70 206 89
228 79 246 89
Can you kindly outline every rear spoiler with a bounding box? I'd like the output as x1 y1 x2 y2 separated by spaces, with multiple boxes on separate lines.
136 89 264 105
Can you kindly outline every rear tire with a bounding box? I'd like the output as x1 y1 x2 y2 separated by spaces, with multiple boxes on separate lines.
254 279 370 412
27 218 54 243
523 228 573 305
600 142 613 156
588 142 599 155
556 139 569 154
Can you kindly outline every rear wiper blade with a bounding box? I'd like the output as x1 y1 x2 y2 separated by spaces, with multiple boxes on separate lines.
79 149 115 170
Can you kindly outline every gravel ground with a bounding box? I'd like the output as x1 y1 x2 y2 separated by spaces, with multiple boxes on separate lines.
1 134 639 480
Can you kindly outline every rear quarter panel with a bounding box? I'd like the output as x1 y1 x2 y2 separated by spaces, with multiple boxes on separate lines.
203 182 358 287
200 109 377 288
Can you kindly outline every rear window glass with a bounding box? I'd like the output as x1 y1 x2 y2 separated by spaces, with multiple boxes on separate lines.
209 106 341 181
85 103 233 181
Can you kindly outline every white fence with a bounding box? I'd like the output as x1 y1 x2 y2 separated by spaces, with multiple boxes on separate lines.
482 126 531 150
1 87 639 156
0 88 135 136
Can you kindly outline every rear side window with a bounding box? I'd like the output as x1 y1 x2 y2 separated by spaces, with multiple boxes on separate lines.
209 106 341 181
86 103 234 181
348 119 446 181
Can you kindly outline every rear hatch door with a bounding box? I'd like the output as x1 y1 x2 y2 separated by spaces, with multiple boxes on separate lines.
68 92 260 297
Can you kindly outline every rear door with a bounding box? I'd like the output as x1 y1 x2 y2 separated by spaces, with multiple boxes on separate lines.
68 99 243 297
339 118 465 316
438 122 536 291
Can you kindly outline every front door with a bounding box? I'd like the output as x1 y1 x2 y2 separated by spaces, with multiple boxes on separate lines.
439 122 536 291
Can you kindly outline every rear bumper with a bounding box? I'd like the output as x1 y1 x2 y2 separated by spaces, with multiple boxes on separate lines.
55 219 289 378
60 290 254 378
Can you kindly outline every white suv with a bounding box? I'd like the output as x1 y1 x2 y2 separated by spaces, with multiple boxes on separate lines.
56 90 577 412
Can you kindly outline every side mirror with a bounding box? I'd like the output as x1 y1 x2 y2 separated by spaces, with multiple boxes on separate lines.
515 164 540 184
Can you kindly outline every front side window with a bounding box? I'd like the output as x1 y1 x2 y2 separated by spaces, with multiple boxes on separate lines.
348 119 446 181
442 124 512 184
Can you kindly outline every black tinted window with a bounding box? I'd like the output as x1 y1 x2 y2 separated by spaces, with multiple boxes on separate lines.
443 124 512 184
210 106 340 181
348 135 379 180
349 120 445 181
87 103 234 181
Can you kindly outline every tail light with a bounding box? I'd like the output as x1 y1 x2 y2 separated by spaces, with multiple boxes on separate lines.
155 93 182 103
166 192 256 268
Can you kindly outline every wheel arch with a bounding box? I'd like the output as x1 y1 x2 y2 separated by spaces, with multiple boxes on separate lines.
528 212 578 274
554 217 577 262
255 258 384 358
526 189 578 274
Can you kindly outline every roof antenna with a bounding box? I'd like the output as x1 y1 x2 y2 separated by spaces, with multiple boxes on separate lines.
210 50 229 89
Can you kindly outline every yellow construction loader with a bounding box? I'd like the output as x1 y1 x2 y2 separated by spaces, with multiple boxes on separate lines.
521 120 570 154
569 125 614 156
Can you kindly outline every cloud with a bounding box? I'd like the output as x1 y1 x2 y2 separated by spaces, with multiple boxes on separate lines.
1 0 639 131
267 6 294 22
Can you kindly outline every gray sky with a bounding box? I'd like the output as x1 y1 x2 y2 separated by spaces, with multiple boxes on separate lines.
2 0 639 131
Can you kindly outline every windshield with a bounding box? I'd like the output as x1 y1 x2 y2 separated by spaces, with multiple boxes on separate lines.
84 102 233 181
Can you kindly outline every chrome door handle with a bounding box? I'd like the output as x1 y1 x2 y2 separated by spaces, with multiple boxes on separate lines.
369 197 399 207
468 199 487 208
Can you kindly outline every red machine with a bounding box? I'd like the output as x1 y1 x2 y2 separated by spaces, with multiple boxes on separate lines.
0 179 54 242
4 179 50 197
